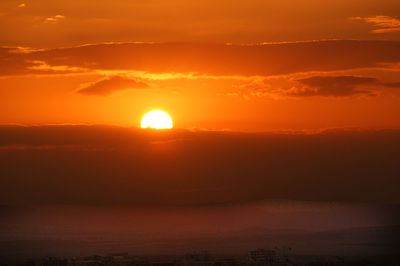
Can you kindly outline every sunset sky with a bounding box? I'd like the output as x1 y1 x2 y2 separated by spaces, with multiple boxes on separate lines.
0 0 399 131
1 1 400 262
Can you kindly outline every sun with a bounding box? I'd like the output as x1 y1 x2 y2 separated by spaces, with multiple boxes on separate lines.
141 110 173 129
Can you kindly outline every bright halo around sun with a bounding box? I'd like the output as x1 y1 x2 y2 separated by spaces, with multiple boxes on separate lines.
141 110 173 129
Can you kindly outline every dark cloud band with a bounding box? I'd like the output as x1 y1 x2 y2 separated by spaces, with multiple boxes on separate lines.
0 125 399 205
1 40 400 77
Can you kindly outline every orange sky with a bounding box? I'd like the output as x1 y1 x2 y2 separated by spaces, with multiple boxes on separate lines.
0 0 400 131
2 3 400 261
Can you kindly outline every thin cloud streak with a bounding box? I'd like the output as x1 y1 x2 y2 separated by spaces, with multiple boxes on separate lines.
352 16 400 33
226 75 400 99
44 15 65 24
76 76 149 96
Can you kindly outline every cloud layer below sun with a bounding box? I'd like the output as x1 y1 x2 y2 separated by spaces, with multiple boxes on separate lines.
0 125 399 205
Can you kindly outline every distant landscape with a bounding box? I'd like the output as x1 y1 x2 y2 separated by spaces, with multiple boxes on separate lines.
1 202 399 263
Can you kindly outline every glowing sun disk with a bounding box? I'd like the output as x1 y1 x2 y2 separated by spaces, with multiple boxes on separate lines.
141 110 173 129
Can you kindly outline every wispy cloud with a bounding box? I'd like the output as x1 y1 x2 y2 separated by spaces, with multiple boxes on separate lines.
44 15 65 24
227 75 400 99
28 60 88 73
77 76 149 96
352 16 400 33
292 76 378 97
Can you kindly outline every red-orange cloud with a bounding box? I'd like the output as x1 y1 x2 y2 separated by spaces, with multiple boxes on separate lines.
353 16 400 33
2 40 400 77
77 76 149 96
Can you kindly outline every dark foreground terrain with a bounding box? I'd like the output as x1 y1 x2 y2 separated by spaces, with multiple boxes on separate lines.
1 202 399 265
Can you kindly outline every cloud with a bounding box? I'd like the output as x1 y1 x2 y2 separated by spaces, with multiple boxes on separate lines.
0 125 399 205
352 16 400 33
44 15 65 24
228 79 288 100
228 75 400 99
382 82 400 88
76 76 149 96
1 40 400 77
28 60 89 73
18 3 26 8
292 76 378 97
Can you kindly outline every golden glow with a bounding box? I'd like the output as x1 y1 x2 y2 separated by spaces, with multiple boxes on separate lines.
141 110 173 129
